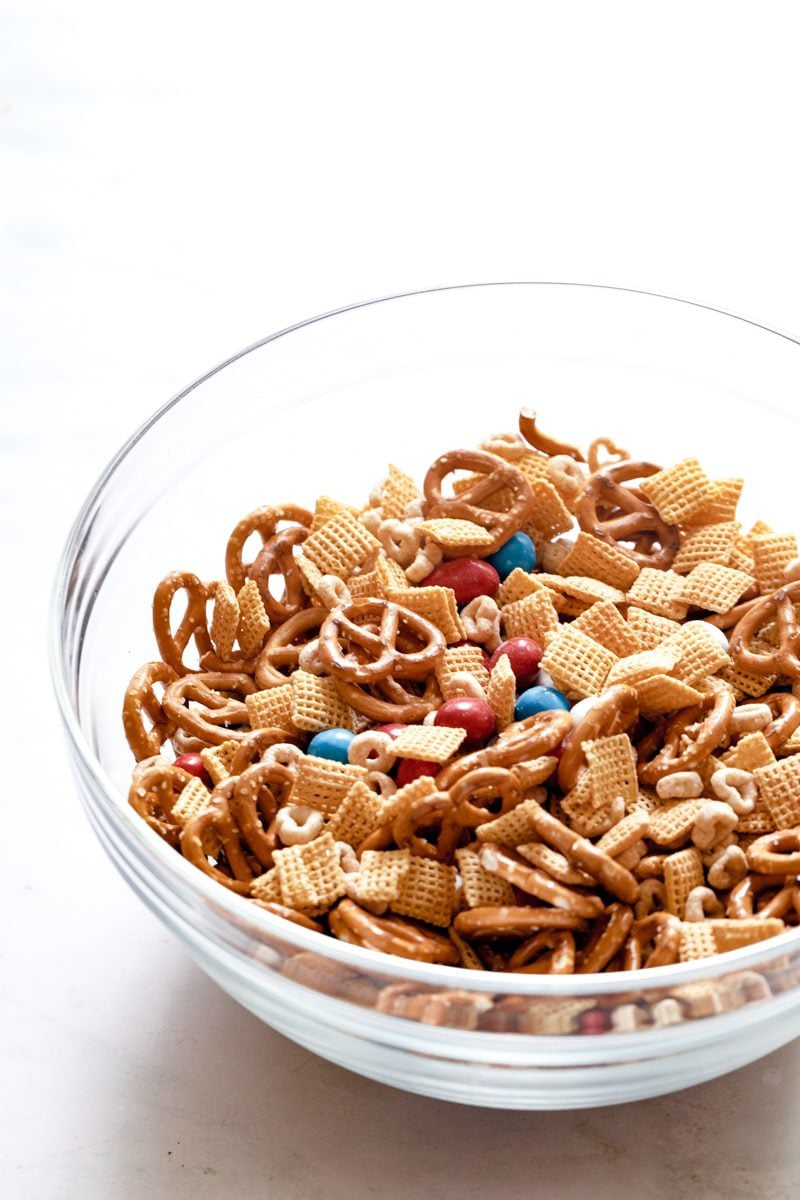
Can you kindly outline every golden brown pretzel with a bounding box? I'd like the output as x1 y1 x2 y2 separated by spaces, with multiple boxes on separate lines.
622 912 682 970
436 709 572 789
122 661 179 759
255 606 328 688
152 571 212 675
319 598 445 684
587 437 630 473
391 789 459 861
507 931 577 974
225 762 294 868
447 767 523 828
180 800 255 894
729 582 800 680
252 902 323 932
422 448 533 555
576 461 679 569
225 504 313 592
530 808 640 903
747 832 800 876
637 687 735 785
557 685 639 792
453 906 588 939
334 674 441 724
162 671 258 746
329 899 460 964
229 727 301 775
128 758 193 844
518 409 585 462
249 525 310 624
727 874 799 919
575 903 635 973
761 692 800 750
477 844 604 919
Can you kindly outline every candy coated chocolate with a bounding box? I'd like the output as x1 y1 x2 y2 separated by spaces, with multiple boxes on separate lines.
396 758 441 787
307 728 356 763
421 558 500 605
514 685 570 721
174 752 212 786
434 697 497 745
489 636 543 688
485 531 536 580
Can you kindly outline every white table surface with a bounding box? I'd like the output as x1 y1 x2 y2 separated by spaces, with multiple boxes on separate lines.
5 4 800 1197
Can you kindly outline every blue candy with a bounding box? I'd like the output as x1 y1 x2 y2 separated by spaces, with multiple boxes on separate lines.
485 531 536 580
307 728 355 763
514 685 570 721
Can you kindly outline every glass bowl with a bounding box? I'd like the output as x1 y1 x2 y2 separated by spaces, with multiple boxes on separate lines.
51 282 800 1110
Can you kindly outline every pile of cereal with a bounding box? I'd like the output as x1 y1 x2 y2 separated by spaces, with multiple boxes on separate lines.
123 410 800 976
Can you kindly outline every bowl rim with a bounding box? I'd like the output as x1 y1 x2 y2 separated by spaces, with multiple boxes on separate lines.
49 279 800 997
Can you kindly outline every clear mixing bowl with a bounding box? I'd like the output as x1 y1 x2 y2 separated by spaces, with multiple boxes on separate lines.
51 283 800 1109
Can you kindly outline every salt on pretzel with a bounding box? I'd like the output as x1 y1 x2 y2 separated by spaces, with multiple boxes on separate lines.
128 758 193 844
557 684 638 792
507 931 576 974
422 448 534 555
391 789 459 862
152 571 212 675
478 844 604 919
180 799 255 894
162 671 258 746
249 526 310 624
727 873 800 919
637 687 735 785
319 598 445 684
747 831 800 876
453 906 588 939
225 504 313 592
123 661 179 759
729 581 800 680
529 808 640 904
255 606 328 689
437 709 571 790
329 899 460 964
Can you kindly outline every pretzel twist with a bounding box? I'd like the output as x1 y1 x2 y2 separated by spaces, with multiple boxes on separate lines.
423 448 533 555
162 671 258 746
576 461 679 569
319 598 445 684
152 571 212 675
123 661 179 759
557 685 639 792
225 504 312 592
729 582 800 680
638 687 735 785
249 526 310 624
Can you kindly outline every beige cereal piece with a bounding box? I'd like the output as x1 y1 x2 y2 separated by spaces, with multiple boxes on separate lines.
573 601 643 658
435 645 491 699
200 739 240 785
501 590 561 645
346 562 385 599
556 576 628 607
626 607 682 649
664 847 705 918
374 554 408 592
514 450 552 487
679 922 717 962
595 811 651 858
720 731 776 772
639 457 716 524
719 661 777 699
673 522 740 574
209 581 239 659
476 798 544 846
753 756 800 830
751 533 799 595
273 831 347 916
747 520 775 541
540 625 618 700
523 478 575 539
171 776 213 826
585 733 639 809
378 775 438 826
392 857 458 927
291 670 361 733
635 674 704 717
311 496 361 533
301 510 381 578
683 477 744 527
626 569 690 621
246 684 296 733
295 552 324 602
729 539 757 576
560 769 621 837
514 999 595 1035
326 780 386 846
496 568 548 608
291 755 369 817
416 517 496 551
516 843 595 887
682 563 754 614
382 464 420 520
448 927 484 970
707 918 786 953
551 593 591 619
487 654 517 730
350 849 412 905
557 532 640 591
455 846 517 908
236 579 271 657
661 622 731 687
392 724 467 763
386 584 465 643
250 867 284 904
647 800 705 847
605 645 682 688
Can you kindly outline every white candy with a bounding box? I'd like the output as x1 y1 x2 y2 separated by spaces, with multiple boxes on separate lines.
568 695 602 725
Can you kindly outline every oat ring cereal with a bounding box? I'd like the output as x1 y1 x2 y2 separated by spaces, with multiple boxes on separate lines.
576 461 679 569
557 684 639 791
122 661 179 759
729 581 800 679
422 449 534 554
319 597 445 683
637 687 735 785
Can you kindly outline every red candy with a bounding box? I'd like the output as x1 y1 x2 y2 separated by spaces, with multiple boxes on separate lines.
421 558 500 606
396 758 440 787
578 1009 611 1035
488 637 543 689
434 697 497 746
174 752 212 786
374 723 408 740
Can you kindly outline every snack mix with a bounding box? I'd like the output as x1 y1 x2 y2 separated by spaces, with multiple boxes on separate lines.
123 409 800 1029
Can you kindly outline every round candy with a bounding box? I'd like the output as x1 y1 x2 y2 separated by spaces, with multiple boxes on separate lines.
307 728 355 763
421 558 500 605
373 723 408 740
488 636 543 689
396 758 440 788
514 685 570 721
434 697 497 746
485 531 536 580
579 1009 611 1035
174 753 212 786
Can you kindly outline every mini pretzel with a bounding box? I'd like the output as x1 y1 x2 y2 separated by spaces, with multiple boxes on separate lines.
252 902 323 932
391 789 459 861
587 437 630 473
128 758 193 843
747 831 800 875
638 687 735 785
249 526 310 624
180 799 255 894
152 571 212 675
728 873 798 918
729 582 800 680
507 931 576 974
557 684 639 791
575 903 634 973
123 661 179 759
229 727 301 775
319 598 445 684
529 808 640 903
422 449 533 555
227 762 294 867
437 709 571 789
447 767 522 829
518 408 585 461
453 906 588 939
329 899 460 964
255 606 328 688
622 912 681 970
225 504 312 592
478 844 604 919
334 674 441 724
576 461 679 569
761 692 800 750
162 671 258 746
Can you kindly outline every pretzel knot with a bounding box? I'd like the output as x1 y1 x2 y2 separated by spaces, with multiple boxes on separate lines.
637 686 735 786
123 661 179 760
729 582 800 680
249 526 310 624
391 788 460 861
747 831 800 876
557 684 639 792
162 671 258 746
152 571 212 675
447 767 522 828
576 461 680 569
319 597 445 684
436 709 572 790
225 504 312 592
622 912 681 970
329 899 460 964
422 448 533 556
255 606 328 689
128 757 193 844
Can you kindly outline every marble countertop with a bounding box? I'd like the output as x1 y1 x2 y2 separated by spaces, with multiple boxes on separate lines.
5 4 800 1197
